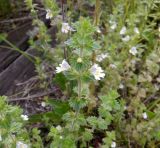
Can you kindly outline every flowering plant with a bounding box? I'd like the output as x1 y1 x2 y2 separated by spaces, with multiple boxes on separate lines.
0 0 160 147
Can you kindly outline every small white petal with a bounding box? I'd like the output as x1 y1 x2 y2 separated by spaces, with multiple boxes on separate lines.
109 20 113 24
21 115 29 121
111 141 116 148
142 112 148 119
96 53 108 62
120 26 127 35
119 83 124 89
124 106 127 110
96 27 101 33
16 141 28 148
129 46 138 55
46 9 53 19
110 23 117 30
56 59 71 73
156 77 160 83
109 64 117 69
61 23 74 34
134 27 140 34
122 35 130 42
90 64 105 80
60 136 63 139
56 125 62 131
41 102 46 107
0 135 2 141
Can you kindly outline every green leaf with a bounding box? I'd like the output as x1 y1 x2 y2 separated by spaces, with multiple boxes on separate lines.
0 33 7 42
87 116 98 128
82 129 93 141
53 73 67 90
29 111 62 124
146 59 159 76
97 118 109 130
69 98 88 111
99 90 120 111
47 99 70 116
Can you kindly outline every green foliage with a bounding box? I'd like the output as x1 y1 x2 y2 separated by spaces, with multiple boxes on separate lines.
30 128 43 148
0 96 29 147
1 0 159 147
43 0 59 17
47 99 70 117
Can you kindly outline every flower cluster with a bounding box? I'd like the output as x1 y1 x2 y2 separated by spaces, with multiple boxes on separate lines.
109 20 117 30
46 9 53 19
16 141 28 148
61 23 74 33
56 59 71 73
90 64 105 80
96 53 108 62
56 60 105 81
21 115 29 121
129 46 138 55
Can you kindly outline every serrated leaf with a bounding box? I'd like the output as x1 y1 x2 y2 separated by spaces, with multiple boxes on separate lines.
97 118 109 130
69 98 88 111
83 129 93 141
87 116 98 128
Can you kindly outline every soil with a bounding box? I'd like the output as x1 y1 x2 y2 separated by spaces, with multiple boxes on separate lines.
0 1 62 115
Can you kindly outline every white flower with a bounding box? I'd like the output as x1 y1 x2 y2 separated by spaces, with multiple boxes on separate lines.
154 84 159 91
122 35 130 42
134 27 140 34
0 134 2 141
124 106 128 110
61 23 74 33
90 64 105 80
96 27 101 33
109 64 117 69
111 141 116 148
96 53 108 62
142 112 148 119
110 22 117 30
129 46 138 55
109 20 113 24
46 9 53 19
60 136 63 139
119 83 124 89
120 26 127 35
56 125 62 131
156 77 160 83
21 115 29 121
41 102 46 107
16 141 28 148
56 59 71 73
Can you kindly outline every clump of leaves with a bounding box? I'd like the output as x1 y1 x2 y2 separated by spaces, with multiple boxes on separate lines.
0 96 29 147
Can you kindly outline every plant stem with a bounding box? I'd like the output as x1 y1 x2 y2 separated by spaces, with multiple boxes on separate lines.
78 78 82 99
94 0 101 26
2 38 34 63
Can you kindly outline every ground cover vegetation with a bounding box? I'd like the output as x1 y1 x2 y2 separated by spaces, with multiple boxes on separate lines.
0 0 160 147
